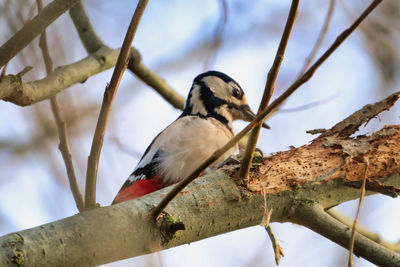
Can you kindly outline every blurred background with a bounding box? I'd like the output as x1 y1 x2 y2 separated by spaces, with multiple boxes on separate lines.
0 0 399 266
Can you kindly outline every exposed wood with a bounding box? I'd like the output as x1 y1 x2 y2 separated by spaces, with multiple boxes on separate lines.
0 123 399 266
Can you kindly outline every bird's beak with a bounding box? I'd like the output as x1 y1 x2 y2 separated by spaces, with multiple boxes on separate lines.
238 105 270 129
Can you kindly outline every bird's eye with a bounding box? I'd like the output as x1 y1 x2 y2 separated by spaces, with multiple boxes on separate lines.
232 88 241 99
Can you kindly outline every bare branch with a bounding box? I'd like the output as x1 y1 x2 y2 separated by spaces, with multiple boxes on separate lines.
290 203 400 267
37 0 84 212
239 0 299 180
85 0 149 209
1 2 184 110
348 159 368 267
327 208 400 252
264 0 383 122
0 121 399 266
0 47 120 105
0 0 79 68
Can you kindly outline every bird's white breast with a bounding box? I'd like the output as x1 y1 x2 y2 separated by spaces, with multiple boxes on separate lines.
138 116 237 184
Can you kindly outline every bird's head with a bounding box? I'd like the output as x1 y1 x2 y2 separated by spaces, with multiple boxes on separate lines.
183 71 269 129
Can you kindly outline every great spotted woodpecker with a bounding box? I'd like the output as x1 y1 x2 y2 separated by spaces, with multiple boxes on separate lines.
112 71 269 204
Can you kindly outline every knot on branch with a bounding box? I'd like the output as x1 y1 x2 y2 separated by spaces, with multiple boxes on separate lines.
2 233 25 266
1 75 34 106
157 212 185 244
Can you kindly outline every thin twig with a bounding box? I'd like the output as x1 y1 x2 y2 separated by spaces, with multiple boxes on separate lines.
152 0 382 219
265 225 285 265
348 158 368 267
36 0 84 212
85 0 149 209
299 0 335 74
238 0 299 180
0 0 79 68
263 0 382 123
261 188 284 265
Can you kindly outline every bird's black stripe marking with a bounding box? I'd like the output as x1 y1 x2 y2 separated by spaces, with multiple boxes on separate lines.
118 150 163 193
180 84 233 133
131 150 162 179
181 70 247 134
195 70 244 100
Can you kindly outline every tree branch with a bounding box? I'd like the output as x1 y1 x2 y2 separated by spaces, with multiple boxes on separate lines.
327 208 400 253
0 0 79 68
37 0 84 212
348 159 368 267
0 122 399 266
0 47 121 106
1 4 185 110
289 202 400 267
263 0 383 122
69 1 107 53
85 0 149 209
239 0 298 179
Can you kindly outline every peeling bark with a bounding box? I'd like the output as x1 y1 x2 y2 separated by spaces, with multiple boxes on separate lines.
0 124 399 266
247 125 400 194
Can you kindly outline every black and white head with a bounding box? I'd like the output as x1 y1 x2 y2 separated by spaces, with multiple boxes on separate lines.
182 70 269 130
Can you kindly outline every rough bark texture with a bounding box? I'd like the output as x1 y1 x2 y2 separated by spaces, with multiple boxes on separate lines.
1 124 399 266
247 126 400 195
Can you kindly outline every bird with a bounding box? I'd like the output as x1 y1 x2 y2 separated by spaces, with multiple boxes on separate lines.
112 70 269 204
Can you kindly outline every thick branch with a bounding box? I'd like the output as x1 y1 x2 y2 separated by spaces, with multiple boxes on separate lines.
0 47 121 106
0 1 184 109
289 203 400 267
0 0 79 68
327 208 400 252
1 122 399 265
